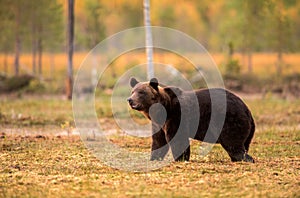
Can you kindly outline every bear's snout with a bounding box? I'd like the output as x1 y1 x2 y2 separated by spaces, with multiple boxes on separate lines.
127 97 141 110
127 98 133 105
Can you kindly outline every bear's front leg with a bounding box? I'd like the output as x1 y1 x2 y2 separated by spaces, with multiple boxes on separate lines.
165 125 190 161
150 127 169 161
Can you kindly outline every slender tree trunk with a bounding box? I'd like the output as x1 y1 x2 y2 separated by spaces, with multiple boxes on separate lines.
14 35 20 75
276 34 283 77
276 4 283 77
67 0 74 100
276 50 282 77
228 42 234 59
143 0 154 79
14 9 21 76
37 37 42 76
50 52 55 80
31 7 37 75
247 50 252 73
3 52 8 74
32 37 37 74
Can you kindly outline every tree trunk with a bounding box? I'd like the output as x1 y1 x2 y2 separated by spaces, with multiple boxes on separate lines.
247 51 252 73
276 4 283 77
67 0 74 100
32 37 37 74
143 0 154 80
14 35 20 76
37 37 42 76
228 42 234 58
49 52 55 80
31 7 37 75
3 52 8 74
14 8 21 76
276 50 282 77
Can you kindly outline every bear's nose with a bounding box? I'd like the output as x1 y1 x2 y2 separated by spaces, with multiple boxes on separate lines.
127 98 133 105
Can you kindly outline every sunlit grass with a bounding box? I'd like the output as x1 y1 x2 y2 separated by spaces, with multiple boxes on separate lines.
0 96 299 197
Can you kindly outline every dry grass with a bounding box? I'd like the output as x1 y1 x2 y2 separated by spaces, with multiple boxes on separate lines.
0 132 299 197
0 96 299 197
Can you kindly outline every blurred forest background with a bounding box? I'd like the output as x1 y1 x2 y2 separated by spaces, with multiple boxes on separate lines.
1 2 300 197
0 0 300 96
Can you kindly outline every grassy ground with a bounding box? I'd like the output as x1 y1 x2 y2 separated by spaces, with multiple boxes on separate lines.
0 95 299 197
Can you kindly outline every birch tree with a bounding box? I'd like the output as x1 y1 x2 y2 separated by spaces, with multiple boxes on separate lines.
67 0 74 99
143 0 154 79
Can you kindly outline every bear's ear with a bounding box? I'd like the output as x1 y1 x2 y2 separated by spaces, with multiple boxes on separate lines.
130 77 139 88
149 78 159 91
164 86 183 98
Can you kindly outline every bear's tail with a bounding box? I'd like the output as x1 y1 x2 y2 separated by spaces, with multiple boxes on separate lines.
244 113 255 152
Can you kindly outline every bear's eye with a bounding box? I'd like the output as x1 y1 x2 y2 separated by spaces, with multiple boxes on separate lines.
138 90 146 95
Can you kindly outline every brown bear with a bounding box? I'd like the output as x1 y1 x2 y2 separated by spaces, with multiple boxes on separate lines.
127 77 255 162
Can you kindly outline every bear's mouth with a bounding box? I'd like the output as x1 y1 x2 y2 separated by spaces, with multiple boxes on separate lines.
130 104 142 111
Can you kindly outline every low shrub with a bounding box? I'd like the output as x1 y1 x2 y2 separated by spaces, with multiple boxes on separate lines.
0 75 33 93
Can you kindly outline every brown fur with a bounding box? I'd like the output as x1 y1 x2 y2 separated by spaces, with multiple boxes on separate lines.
128 77 255 162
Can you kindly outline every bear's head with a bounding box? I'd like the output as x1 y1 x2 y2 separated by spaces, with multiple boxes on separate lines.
127 77 182 114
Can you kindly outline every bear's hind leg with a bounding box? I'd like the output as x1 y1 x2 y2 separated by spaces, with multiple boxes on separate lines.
244 153 254 163
221 143 254 163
